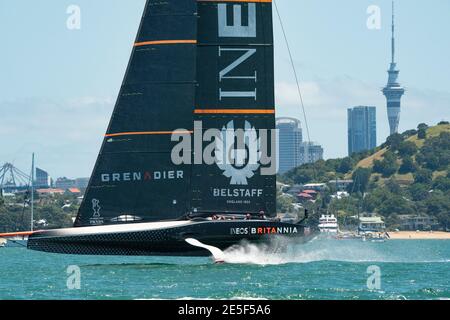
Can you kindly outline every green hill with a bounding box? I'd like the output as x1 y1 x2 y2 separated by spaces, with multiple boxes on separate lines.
280 122 450 230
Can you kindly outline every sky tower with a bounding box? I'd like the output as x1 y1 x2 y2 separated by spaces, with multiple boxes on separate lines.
382 1 405 135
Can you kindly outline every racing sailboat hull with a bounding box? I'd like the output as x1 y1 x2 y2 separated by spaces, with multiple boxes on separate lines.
28 220 306 256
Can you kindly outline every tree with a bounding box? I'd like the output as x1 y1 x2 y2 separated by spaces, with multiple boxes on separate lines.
337 157 354 174
426 156 440 171
350 168 372 194
401 129 418 138
372 160 383 173
373 151 399 177
438 121 449 125
414 168 433 185
385 178 402 195
35 205 73 229
364 186 414 217
358 174 416 218
378 194 414 216
276 192 294 213
397 141 418 157
398 157 417 174
436 211 450 231
408 183 430 201
433 176 450 192
290 168 315 184
422 191 450 229
416 132 450 170
418 123 429 131
386 133 403 150
418 128 427 140
0 204 31 232
324 158 342 172
363 187 389 213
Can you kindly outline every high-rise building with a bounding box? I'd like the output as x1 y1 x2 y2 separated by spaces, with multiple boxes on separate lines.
276 117 324 173
382 1 405 135
35 168 50 188
299 142 324 165
276 118 303 174
54 177 76 190
348 106 377 155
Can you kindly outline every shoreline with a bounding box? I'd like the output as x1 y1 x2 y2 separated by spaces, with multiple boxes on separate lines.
387 231 450 240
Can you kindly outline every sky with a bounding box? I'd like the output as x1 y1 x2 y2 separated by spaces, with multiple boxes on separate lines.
0 0 449 179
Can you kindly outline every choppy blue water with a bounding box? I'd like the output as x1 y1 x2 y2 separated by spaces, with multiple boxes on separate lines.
1 238 449 300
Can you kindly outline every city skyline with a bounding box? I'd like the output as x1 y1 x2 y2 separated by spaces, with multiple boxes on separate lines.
1 0 449 178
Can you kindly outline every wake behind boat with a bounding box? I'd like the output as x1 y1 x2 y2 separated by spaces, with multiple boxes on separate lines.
1 0 311 256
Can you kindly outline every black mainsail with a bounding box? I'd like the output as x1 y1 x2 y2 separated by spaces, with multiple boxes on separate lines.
76 0 276 227
75 0 197 226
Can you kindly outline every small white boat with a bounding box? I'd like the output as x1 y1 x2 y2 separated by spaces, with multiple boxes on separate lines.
362 232 388 242
0 238 6 247
318 214 339 234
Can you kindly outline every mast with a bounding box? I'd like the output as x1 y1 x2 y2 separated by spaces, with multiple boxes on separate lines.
31 153 34 232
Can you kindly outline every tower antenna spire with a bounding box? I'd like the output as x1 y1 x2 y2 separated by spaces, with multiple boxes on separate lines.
391 0 395 64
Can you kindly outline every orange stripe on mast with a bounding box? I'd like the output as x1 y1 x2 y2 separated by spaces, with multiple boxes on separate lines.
105 131 193 138
134 40 197 47
194 109 275 114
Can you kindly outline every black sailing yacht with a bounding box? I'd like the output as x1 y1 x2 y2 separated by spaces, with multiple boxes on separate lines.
23 0 309 256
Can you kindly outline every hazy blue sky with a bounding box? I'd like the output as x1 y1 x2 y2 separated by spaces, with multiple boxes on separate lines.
1 0 449 178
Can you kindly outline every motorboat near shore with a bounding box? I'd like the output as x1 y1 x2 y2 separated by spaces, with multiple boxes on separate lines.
318 215 338 234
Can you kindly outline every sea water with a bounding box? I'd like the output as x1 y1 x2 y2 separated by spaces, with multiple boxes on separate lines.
0 238 449 300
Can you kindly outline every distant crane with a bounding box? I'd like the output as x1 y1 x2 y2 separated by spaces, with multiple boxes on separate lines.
0 163 31 191
0 155 35 233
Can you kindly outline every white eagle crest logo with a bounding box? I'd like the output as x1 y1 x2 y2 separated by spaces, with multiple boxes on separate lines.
214 121 261 185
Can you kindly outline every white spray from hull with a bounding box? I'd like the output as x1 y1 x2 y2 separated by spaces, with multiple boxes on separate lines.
185 238 225 263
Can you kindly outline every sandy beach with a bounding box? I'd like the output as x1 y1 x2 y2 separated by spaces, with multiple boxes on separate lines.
388 231 450 240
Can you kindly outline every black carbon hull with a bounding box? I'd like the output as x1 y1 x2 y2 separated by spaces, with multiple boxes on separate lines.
28 220 307 256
